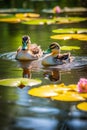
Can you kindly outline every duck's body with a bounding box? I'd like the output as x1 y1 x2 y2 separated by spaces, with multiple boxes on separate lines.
42 42 71 66
42 53 70 66
15 35 43 61
16 49 38 61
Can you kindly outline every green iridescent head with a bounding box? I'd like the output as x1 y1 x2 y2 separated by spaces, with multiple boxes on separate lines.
22 35 30 50
44 42 60 54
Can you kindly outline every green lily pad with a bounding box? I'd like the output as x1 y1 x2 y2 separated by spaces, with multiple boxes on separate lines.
21 17 87 25
0 17 21 23
0 16 86 24
22 18 55 25
52 28 87 34
61 46 80 50
55 17 87 24
51 34 87 41
0 78 42 88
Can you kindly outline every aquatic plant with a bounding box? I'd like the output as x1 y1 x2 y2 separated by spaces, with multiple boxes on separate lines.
28 83 87 102
77 78 87 93
77 102 87 112
52 28 87 34
0 78 42 88
50 34 87 41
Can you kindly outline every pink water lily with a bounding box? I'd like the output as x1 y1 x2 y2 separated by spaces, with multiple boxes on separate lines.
77 78 87 93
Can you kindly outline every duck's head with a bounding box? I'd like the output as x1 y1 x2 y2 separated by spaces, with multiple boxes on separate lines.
22 35 31 50
45 42 60 56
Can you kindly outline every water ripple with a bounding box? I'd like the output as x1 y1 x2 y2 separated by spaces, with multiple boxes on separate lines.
0 52 87 70
11 116 58 130
0 51 16 61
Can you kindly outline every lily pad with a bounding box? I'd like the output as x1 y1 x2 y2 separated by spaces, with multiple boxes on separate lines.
0 17 21 23
0 13 35 23
0 78 42 88
28 84 87 101
22 18 55 25
50 34 87 41
52 28 87 34
21 17 87 25
76 102 87 111
51 92 85 101
61 46 80 50
28 84 59 97
1 16 86 24
55 17 87 24
15 13 40 18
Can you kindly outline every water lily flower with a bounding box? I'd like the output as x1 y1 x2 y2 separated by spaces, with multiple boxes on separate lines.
53 6 61 14
77 78 87 93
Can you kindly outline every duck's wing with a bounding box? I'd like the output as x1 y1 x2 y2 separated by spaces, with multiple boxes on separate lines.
17 46 22 52
58 53 71 60
30 44 43 57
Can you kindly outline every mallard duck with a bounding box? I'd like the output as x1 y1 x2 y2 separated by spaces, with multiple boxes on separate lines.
42 42 71 66
15 35 43 61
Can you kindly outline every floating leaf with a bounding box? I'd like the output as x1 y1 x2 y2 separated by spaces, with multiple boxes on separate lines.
0 78 42 88
0 17 21 23
52 84 85 101
28 84 59 97
0 13 34 23
61 46 80 50
22 17 87 25
51 34 87 41
22 18 55 25
26 13 40 18
77 102 87 111
15 13 28 18
79 93 87 98
0 16 86 24
28 84 87 102
15 13 40 18
55 17 87 24
52 28 87 34
51 92 85 101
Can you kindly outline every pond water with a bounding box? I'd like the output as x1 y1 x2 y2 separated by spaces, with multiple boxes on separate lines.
0 20 87 130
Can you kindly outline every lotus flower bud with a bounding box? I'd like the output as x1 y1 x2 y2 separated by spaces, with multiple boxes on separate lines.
77 78 87 93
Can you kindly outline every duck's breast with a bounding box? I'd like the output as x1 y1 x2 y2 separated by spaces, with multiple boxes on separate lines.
16 51 37 61
42 55 57 66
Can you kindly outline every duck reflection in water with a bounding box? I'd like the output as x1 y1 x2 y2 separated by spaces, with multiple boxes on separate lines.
17 60 32 79
22 67 31 78
17 60 61 83
43 68 61 82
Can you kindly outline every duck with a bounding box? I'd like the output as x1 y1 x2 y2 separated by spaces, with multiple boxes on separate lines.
42 42 71 66
15 35 43 61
